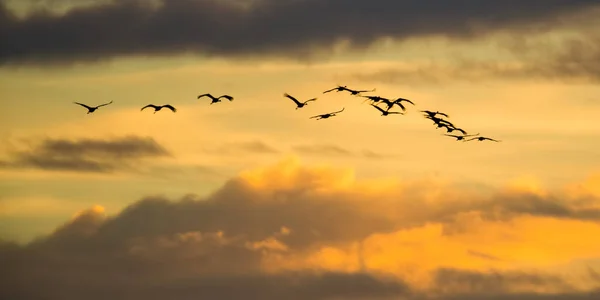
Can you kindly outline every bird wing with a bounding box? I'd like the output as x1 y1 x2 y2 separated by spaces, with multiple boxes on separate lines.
197 93 213 99
141 104 157 111
464 137 478 142
96 100 113 108
74 102 93 109
310 114 324 119
370 104 386 113
219 95 234 101
466 133 480 137
284 93 302 105
394 102 406 111
486 138 500 142
163 104 177 112
332 107 345 114
403 99 415 105
438 112 449 118
304 98 317 103
323 88 336 93
455 128 467 135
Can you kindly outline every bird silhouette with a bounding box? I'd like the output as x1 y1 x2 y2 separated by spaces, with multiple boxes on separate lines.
198 93 234 104
394 98 415 106
343 87 376 95
141 104 177 114
441 124 467 135
370 104 404 116
73 100 113 114
421 110 449 118
310 108 345 120
361 95 389 104
284 93 317 109
323 85 348 94
426 115 454 127
465 136 501 142
444 133 479 141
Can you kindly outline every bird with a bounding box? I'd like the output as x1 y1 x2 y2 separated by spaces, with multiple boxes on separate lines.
465 136 501 142
73 100 113 114
197 93 234 104
361 95 389 104
425 115 454 127
310 108 345 120
284 93 317 109
444 133 480 141
421 110 449 118
393 98 415 106
343 87 376 95
441 124 468 135
323 85 348 94
370 104 404 116
141 104 177 113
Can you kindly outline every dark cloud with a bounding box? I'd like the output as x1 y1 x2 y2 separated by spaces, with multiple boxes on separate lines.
1 0 599 66
347 35 600 84
0 135 170 173
2 160 600 299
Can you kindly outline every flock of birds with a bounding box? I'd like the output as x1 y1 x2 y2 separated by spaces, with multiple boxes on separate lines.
73 85 501 143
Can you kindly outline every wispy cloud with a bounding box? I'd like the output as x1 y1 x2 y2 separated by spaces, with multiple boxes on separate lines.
1 0 598 65
202 140 280 156
0 135 170 173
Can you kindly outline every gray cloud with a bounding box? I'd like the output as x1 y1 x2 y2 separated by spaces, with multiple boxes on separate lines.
292 144 353 157
347 34 600 84
0 135 170 173
1 0 599 66
2 161 600 299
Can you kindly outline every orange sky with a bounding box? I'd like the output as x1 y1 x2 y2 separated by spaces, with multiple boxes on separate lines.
1 1 600 299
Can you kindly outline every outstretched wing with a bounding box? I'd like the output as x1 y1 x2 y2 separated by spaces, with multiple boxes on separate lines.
370 104 386 113
163 104 177 112
323 87 336 93
74 102 93 110
453 127 467 135
332 107 345 114
444 134 460 138
438 112 449 118
304 98 317 104
141 104 157 111
219 95 234 101
309 114 323 119
394 102 406 111
486 138 501 142
96 100 113 108
284 93 302 105
197 93 213 99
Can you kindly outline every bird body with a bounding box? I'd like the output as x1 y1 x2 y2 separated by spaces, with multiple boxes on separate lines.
284 93 317 109
444 133 479 141
421 110 449 118
465 136 501 142
74 100 113 114
370 104 404 116
198 93 234 104
310 108 345 120
141 104 177 113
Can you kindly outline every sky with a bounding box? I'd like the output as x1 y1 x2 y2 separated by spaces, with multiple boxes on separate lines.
1 0 600 299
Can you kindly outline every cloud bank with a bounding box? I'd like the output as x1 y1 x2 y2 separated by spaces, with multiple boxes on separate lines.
2 157 600 299
0 135 170 173
1 0 599 65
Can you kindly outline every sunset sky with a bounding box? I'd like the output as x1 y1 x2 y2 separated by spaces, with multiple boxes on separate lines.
1 0 600 299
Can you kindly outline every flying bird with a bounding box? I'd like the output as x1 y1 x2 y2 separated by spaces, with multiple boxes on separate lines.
361 95 389 104
323 85 348 94
141 104 177 113
284 93 317 109
421 110 449 118
370 104 404 116
393 98 415 106
441 124 468 135
465 136 501 142
310 108 345 120
73 100 113 114
198 93 234 104
344 87 376 95
444 133 480 141
426 115 454 127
